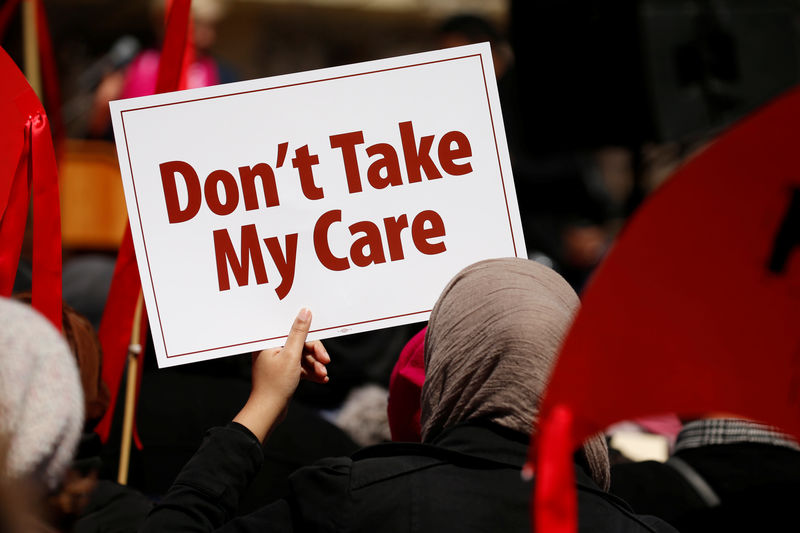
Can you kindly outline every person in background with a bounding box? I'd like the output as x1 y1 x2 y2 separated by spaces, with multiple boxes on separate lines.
333 384 392 447
436 14 517 160
9 295 153 533
611 416 800 532
119 0 234 99
87 0 236 139
141 258 677 532
0 297 84 532
436 14 615 290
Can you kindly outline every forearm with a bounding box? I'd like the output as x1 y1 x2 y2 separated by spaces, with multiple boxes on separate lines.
232 391 287 444
141 309 325 532
233 308 327 443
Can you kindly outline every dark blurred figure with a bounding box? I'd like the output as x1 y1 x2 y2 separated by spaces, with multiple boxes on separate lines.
61 254 116 331
102 336 358 514
611 417 800 532
439 12 617 290
507 0 800 288
14 254 117 332
437 14 518 156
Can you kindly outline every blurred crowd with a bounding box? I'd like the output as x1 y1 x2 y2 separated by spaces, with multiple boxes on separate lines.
2 0 800 532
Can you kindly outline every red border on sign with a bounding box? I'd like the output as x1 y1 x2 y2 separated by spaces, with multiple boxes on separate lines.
120 52 517 359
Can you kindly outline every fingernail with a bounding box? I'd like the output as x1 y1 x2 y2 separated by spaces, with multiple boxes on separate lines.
298 308 311 322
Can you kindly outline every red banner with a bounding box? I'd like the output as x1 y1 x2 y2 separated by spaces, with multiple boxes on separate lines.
532 86 800 531
0 46 61 329
0 0 64 151
97 0 194 444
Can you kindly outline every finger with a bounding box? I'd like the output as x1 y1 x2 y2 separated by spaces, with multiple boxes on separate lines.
283 308 312 362
300 364 329 384
302 353 328 380
304 340 330 364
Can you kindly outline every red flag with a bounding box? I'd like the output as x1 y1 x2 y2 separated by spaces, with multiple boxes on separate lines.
96 0 194 444
533 406 577 533
532 86 800 531
0 46 62 329
0 47 29 293
95 228 147 443
0 0 64 151
34 0 64 150
156 0 193 94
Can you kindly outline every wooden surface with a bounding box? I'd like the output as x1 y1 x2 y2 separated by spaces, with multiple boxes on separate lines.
59 139 128 249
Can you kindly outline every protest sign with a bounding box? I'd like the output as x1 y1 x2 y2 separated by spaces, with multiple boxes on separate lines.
110 43 525 368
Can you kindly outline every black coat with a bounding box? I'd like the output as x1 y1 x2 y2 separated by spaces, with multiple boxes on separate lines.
611 443 800 533
142 421 676 532
73 480 153 533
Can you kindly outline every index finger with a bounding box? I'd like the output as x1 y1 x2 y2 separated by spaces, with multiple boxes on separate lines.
283 308 312 361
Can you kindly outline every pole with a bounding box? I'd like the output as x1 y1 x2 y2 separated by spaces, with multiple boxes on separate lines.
117 291 144 485
21 0 41 98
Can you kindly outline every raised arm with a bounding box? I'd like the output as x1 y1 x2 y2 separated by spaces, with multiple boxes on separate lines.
141 308 330 532
234 308 330 443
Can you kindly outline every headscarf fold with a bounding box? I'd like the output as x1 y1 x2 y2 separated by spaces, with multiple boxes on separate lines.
420 258 610 490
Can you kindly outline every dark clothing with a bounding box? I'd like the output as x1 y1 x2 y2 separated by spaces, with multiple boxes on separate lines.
611 420 800 533
142 421 676 532
73 480 153 533
102 357 357 511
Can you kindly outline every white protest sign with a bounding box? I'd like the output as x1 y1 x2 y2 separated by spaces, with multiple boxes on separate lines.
110 43 525 368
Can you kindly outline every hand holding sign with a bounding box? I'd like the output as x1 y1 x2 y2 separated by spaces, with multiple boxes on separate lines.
234 308 330 443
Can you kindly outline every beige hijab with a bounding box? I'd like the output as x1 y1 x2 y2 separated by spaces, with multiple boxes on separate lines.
420 258 610 490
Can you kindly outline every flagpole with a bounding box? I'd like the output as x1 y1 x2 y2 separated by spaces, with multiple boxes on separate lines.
21 0 41 98
117 291 144 485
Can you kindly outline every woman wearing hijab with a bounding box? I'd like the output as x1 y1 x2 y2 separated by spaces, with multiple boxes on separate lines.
141 258 676 532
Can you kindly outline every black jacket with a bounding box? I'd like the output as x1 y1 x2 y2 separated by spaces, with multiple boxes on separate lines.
142 421 676 532
611 442 800 533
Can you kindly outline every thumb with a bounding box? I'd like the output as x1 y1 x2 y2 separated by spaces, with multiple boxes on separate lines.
283 308 312 362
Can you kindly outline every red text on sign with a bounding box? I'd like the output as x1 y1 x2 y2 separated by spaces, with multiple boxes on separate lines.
313 208 447 271
329 121 473 194
160 160 280 223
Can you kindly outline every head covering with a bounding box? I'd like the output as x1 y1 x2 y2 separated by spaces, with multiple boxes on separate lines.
0 297 84 491
420 258 610 490
335 384 392 447
62 304 110 429
387 327 427 442
15 293 110 429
